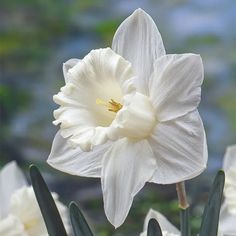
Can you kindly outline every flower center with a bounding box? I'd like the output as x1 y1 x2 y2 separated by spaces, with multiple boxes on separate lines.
108 92 157 140
96 98 123 113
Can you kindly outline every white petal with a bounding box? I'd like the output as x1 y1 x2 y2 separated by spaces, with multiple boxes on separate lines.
51 193 71 234
47 131 110 177
223 145 236 171
224 168 236 215
112 8 165 94
10 187 47 236
222 146 236 215
149 54 203 121
53 48 135 150
0 162 27 219
101 138 156 228
10 186 70 236
0 215 27 236
149 110 207 184
219 202 236 235
142 209 180 235
63 58 80 83
109 92 156 140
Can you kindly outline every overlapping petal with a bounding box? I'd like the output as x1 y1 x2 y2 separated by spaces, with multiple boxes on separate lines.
101 138 156 228
148 54 203 122
0 163 70 235
219 202 236 235
0 162 27 219
0 215 26 236
9 187 70 236
47 131 111 177
141 209 180 235
63 58 80 83
148 110 207 184
224 168 236 215
53 48 135 150
10 187 47 236
223 145 236 171
112 8 165 94
144 209 180 235
222 145 236 215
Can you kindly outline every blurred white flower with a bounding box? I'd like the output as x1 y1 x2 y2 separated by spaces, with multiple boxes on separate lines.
48 8 207 227
0 161 70 236
219 145 236 236
140 209 180 236
141 207 233 236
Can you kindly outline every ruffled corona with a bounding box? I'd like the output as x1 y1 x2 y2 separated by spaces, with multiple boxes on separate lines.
53 47 156 151
109 92 156 140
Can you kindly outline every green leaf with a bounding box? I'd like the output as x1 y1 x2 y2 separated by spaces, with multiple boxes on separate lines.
147 218 163 236
180 208 191 236
29 165 67 236
199 170 225 236
69 202 94 236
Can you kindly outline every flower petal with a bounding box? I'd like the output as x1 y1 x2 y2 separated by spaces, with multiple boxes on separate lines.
101 138 156 228
219 202 236 235
223 167 236 215
149 54 203 121
0 161 27 219
47 131 110 177
148 110 207 184
0 215 27 236
112 8 165 94
53 48 135 150
63 58 80 83
109 92 156 140
9 186 70 236
223 145 236 171
141 209 180 235
222 146 236 216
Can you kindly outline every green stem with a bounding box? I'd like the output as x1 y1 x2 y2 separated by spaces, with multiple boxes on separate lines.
180 208 191 236
176 182 190 236
176 182 189 209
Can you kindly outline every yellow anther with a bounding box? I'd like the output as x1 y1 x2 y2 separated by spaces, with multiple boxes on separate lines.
96 98 122 113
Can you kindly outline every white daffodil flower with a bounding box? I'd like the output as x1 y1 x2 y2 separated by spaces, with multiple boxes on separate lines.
140 208 180 236
48 8 207 227
0 161 70 236
218 145 236 236
140 208 235 236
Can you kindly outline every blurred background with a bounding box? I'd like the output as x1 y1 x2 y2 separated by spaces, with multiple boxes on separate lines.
1 0 236 235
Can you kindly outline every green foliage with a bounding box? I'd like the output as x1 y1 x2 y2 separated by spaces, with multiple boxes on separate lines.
29 165 67 236
199 171 225 236
95 19 121 42
70 202 94 236
186 34 221 46
0 85 30 124
29 166 226 236
147 219 163 236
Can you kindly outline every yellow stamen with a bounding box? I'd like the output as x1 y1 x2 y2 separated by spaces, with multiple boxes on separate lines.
96 98 122 113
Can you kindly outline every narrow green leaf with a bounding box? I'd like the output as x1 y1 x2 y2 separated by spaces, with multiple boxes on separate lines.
69 202 94 236
147 218 163 236
29 165 67 236
180 208 191 236
199 170 225 236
